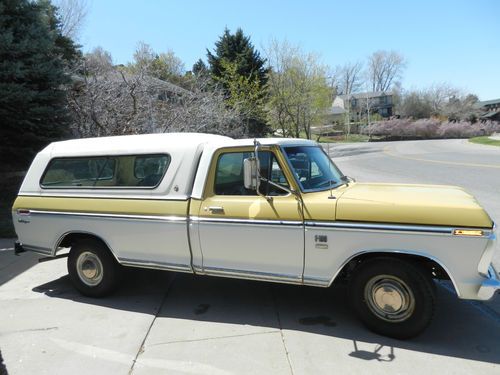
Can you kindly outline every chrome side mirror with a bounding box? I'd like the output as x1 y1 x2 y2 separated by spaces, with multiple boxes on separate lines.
243 157 259 190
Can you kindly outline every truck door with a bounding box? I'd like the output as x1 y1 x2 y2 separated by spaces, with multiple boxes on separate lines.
196 147 304 283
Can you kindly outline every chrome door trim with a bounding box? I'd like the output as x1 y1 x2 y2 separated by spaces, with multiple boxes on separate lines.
191 216 303 226
306 220 456 235
22 244 53 256
202 266 303 284
119 257 192 273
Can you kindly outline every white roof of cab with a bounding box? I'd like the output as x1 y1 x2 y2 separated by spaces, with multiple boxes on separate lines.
41 133 317 157
41 133 233 157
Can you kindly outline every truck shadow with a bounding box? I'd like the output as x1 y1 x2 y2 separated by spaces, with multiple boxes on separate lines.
0 248 41 287
32 268 500 366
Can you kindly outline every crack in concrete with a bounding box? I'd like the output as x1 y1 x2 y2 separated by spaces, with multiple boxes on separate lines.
270 285 295 375
0 326 59 336
128 274 176 375
148 330 279 347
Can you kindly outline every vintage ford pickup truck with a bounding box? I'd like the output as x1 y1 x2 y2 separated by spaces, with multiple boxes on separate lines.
12 133 499 338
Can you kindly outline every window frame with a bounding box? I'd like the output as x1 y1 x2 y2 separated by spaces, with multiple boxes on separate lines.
280 145 344 193
211 148 292 197
39 153 171 190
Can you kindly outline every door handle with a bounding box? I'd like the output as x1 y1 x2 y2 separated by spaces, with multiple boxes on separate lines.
206 206 224 214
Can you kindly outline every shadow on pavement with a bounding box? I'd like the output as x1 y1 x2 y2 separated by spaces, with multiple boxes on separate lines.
0 349 8 375
0 246 41 287
32 268 500 365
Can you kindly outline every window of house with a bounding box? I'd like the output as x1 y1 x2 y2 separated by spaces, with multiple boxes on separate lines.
40 154 170 188
214 151 289 196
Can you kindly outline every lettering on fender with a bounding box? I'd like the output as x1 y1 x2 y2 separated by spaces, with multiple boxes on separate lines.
314 234 328 249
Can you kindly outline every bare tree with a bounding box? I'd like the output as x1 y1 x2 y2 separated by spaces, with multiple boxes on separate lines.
84 47 113 73
53 0 88 40
264 39 331 139
67 52 244 138
334 62 363 136
423 83 460 115
367 50 406 92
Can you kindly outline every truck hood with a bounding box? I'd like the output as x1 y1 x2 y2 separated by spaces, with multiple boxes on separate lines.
335 183 493 228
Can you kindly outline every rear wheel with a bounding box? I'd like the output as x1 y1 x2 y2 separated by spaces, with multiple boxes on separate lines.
67 239 122 297
349 257 435 339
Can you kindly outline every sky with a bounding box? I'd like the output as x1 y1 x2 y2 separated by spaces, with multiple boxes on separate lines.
80 0 500 100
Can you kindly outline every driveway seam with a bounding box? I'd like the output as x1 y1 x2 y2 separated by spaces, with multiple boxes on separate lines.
128 274 177 375
270 285 295 375
148 330 279 347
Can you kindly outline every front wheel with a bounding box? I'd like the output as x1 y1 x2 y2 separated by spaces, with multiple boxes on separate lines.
349 257 435 339
67 239 122 297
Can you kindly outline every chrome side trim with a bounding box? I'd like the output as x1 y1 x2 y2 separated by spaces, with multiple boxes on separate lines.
303 276 330 287
326 249 462 297
18 193 190 201
22 244 52 256
306 221 455 235
28 209 187 222
203 266 303 284
119 257 192 273
191 216 302 226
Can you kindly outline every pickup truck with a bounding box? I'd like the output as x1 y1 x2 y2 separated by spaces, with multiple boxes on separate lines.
12 133 499 339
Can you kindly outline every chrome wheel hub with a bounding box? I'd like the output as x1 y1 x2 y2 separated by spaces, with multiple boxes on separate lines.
76 251 103 286
365 275 415 322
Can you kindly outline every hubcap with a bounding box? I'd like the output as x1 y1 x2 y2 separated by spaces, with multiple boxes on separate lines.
364 275 415 322
76 251 103 286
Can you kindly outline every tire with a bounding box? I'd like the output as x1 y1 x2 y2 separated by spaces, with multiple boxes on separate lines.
349 257 435 339
67 238 122 297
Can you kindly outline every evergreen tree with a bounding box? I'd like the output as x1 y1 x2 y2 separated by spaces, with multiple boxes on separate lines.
192 59 208 77
0 0 79 170
207 28 269 137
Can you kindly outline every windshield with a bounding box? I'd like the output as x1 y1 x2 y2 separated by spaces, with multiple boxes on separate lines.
283 146 344 192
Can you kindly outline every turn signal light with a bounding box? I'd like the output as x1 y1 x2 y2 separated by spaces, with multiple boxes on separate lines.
453 229 484 236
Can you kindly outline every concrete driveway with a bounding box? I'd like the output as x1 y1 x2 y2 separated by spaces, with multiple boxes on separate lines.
0 139 499 375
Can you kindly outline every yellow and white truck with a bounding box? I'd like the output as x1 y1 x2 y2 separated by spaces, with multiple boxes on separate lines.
12 133 499 338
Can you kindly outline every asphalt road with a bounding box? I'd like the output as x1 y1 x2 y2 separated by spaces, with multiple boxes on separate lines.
0 139 499 375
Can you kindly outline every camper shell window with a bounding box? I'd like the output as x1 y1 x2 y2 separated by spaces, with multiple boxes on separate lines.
40 154 170 189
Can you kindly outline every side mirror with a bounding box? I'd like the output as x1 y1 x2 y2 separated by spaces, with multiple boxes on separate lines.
243 157 260 190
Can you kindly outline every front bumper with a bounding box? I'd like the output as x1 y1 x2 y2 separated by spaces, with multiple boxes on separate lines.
477 265 500 300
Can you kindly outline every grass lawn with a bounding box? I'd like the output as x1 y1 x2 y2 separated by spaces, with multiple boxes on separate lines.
469 136 500 147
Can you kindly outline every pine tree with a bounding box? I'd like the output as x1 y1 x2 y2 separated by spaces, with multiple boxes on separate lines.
0 0 80 171
207 28 267 86
207 28 269 137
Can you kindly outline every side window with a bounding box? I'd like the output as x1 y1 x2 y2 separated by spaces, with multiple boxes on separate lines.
214 152 252 195
214 151 289 196
41 154 170 188
41 157 114 187
133 155 170 187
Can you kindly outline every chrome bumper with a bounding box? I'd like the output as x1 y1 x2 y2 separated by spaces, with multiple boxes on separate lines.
477 265 500 300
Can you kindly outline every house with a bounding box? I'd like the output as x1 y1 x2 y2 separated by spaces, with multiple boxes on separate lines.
475 98 500 121
330 91 394 122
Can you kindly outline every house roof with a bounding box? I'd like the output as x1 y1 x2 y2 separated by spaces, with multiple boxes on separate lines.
476 98 500 107
337 91 391 100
